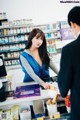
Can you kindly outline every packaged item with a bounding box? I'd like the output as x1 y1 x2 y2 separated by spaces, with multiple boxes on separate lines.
54 112 60 119
0 109 2 120
47 82 59 98
15 83 40 98
20 106 31 120
47 103 57 118
33 100 45 118
37 117 44 120
64 95 71 113
11 105 20 120
4 109 13 120
46 95 58 119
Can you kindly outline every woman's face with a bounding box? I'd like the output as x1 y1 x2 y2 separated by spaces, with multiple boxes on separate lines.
32 34 43 48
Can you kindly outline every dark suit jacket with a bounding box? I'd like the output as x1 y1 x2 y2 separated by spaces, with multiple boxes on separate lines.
58 35 80 120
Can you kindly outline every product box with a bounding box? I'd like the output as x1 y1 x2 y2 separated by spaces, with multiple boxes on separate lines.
14 83 41 98
20 106 31 120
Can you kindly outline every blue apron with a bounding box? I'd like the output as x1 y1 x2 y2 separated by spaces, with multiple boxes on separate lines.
20 51 50 82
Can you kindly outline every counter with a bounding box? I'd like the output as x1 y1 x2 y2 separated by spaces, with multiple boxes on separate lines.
32 113 70 120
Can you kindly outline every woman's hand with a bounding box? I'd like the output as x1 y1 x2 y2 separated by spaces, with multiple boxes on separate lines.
43 82 50 89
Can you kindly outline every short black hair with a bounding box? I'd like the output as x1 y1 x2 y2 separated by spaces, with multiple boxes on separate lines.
68 6 80 26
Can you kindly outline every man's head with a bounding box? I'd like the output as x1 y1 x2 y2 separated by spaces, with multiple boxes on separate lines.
68 6 80 38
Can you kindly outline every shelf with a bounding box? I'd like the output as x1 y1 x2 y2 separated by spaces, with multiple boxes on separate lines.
0 32 30 38
0 90 50 107
0 40 27 46
6 64 21 71
0 49 24 53
4 57 19 61
5 63 20 67
0 22 62 67
0 24 30 66
43 29 60 34
46 37 61 40
0 24 33 29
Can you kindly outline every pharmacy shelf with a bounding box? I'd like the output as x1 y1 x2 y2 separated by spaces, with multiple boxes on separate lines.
6 64 21 71
0 40 27 45
0 24 33 29
0 32 30 38
0 90 51 107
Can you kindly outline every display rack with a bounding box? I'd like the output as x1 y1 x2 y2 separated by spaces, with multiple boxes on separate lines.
34 22 61 55
0 21 33 67
0 19 74 68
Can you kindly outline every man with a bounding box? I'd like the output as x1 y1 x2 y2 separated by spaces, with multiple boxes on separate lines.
58 6 80 120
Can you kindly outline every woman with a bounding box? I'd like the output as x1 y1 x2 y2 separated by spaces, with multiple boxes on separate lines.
20 28 58 118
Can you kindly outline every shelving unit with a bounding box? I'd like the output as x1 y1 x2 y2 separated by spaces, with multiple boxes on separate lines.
0 20 74 68
0 21 33 67
0 21 61 69
34 22 61 56
0 20 73 112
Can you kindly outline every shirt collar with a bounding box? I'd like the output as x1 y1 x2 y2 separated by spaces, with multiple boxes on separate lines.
77 31 80 38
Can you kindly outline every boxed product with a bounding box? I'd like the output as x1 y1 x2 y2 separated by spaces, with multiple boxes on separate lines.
4 109 13 120
20 106 31 120
64 95 71 113
14 83 41 98
47 98 57 116
11 105 20 120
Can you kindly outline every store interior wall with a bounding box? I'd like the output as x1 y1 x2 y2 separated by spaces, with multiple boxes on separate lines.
0 0 79 24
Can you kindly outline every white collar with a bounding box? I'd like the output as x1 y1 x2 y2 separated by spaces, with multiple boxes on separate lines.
24 49 30 54
24 49 33 56
77 31 80 38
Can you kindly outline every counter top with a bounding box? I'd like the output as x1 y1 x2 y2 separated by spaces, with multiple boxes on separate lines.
0 90 51 107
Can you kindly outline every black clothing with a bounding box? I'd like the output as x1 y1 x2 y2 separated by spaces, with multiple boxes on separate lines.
58 35 80 120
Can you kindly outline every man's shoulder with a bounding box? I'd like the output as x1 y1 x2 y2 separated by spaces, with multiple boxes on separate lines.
62 40 75 51
61 40 77 56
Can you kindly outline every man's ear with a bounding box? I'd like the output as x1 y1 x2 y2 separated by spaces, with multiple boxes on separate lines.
70 22 77 29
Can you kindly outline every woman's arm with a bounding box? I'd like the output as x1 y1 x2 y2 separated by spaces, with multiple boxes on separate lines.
20 55 46 87
49 60 59 75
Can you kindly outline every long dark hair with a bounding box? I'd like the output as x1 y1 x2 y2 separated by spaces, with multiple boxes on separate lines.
25 28 50 65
